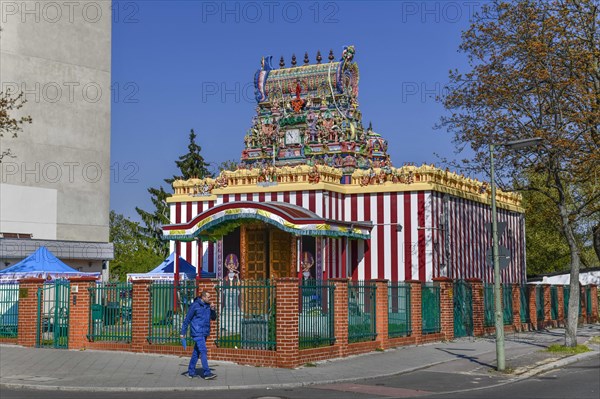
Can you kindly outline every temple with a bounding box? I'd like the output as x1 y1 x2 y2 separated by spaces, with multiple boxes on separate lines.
162 46 526 284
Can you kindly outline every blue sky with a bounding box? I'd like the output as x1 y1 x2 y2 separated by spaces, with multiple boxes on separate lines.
111 0 482 220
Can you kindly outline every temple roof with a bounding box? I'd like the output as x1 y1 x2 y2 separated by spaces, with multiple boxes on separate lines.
242 45 391 173
162 201 373 241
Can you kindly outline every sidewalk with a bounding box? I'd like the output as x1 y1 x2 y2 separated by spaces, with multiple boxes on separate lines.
1 325 598 392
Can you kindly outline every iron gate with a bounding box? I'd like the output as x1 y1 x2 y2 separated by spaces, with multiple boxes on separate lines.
36 280 70 349
453 280 473 337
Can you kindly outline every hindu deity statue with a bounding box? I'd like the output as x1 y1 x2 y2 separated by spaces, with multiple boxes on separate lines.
301 251 315 280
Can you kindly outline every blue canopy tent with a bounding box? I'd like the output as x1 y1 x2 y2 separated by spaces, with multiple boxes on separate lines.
127 253 216 281
0 246 99 282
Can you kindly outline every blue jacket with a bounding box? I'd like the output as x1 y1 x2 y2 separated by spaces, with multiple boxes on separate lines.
180 297 217 338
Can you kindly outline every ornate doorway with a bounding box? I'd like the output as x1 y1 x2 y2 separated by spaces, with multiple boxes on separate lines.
241 224 294 279
269 229 292 278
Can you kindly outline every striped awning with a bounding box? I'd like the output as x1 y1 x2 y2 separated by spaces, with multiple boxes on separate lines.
162 201 372 242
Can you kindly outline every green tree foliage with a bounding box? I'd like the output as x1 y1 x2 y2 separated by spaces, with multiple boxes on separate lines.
440 0 600 346
173 129 211 181
136 129 212 256
524 173 598 275
109 211 163 281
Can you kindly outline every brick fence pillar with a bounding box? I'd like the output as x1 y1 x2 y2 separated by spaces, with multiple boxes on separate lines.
433 277 454 341
579 284 587 323
557 286 565 327
131 279 152 352
511 284 521 331
331 278 348 357
467 279 484 336
590 285 599 323
68 277 98 349
17 278 45 348
528 285 538 330
373 280 389 349
542 284 551 328
275 278 300 368
406 280 422 344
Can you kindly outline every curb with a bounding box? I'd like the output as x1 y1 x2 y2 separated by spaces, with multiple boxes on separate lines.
2 329 598 393
0 359 450 393
3 352 598 393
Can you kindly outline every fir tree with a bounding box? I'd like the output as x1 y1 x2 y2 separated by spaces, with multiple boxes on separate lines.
136 129 212 256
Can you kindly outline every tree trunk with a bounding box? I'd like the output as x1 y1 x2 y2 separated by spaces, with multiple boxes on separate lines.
560 204 581 347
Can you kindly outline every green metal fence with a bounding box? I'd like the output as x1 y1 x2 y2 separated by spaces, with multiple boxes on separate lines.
148 281 197 345
453 280 472 338
483 283 494 327
388 282 411 338
502 284 513 325
347 281 377 343
36 280 70 349
216 280 276 350
421 283 441 334
563 286 570 318
0 283 19 338
520 285 530 323
88 282 132 342
550 286 558 320
299 280 335 349
536 285 544 322
585 286 592 317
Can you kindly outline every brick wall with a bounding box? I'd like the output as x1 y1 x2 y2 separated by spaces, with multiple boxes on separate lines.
511 284 521 331
67 277 97 349
16 278 45 347
528 285 538 330
590 285 599 323
331 278 349 358
373 280 388 349
467 279 484 336
275 278 299 367
433 277 454 341
10 277 594 368
557 286 565 327
579 286 587 324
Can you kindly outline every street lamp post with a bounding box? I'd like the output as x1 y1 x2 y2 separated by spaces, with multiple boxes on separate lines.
489 137 542 372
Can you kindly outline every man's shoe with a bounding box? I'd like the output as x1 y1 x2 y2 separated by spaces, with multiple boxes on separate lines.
202 373 217 380
187 374 197 379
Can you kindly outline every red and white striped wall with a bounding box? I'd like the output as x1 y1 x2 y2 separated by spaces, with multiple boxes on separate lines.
170 189 525 284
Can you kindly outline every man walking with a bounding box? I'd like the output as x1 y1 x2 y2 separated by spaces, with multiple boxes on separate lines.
180 290 217 379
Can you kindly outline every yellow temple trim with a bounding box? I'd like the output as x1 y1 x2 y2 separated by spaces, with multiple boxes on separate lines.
167 164 523 213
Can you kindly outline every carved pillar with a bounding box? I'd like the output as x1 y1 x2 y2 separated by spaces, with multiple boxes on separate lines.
240 224 247 279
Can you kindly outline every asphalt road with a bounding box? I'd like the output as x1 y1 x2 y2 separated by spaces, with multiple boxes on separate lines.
2 354 598 399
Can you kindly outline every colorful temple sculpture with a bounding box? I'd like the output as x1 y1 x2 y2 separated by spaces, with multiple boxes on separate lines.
162 46 526 283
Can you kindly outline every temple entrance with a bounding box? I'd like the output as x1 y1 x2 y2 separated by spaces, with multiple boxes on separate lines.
241 224 294 280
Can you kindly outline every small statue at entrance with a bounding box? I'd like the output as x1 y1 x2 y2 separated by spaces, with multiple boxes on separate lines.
301 251 314 280
225 254 240 284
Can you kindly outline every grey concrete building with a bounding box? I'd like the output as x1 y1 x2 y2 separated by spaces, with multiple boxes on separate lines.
0 1 113 277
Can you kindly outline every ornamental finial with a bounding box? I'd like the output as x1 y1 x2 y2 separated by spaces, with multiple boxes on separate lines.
304 52 309 65
291 54 297 66
279 56 285 68
328 49 334 62
316 50 322 64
